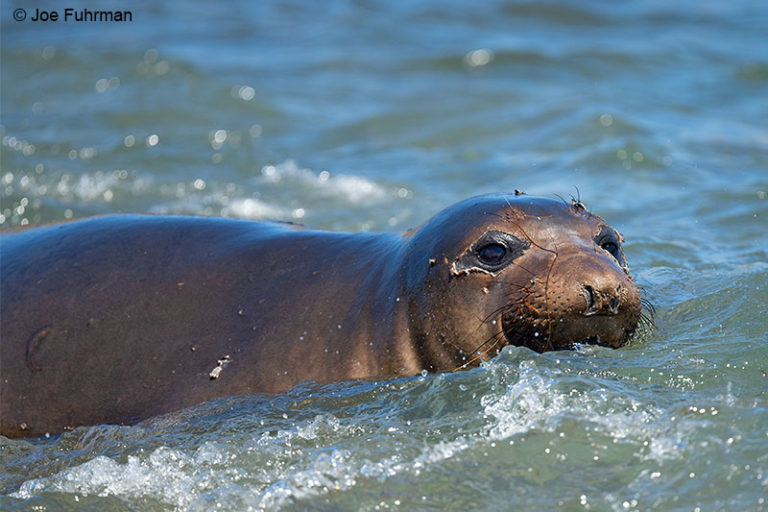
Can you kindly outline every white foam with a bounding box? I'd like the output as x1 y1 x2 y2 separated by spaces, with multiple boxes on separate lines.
258 160 386 204
10 360 700 510
480 359 673 448
225 197 286 219
14 449 197 508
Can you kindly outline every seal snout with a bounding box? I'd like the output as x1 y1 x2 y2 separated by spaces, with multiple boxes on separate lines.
558 260 642 349
500 242 643 353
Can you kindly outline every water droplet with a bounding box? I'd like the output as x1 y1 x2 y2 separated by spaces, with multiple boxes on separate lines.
464 48 493 67
238 85 255 101
41 46 56 60
95 78 109 93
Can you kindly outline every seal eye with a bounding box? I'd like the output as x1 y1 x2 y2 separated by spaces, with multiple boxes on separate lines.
478 243 506 265
452 231 530 276
601 241 619 258
595 225 626 267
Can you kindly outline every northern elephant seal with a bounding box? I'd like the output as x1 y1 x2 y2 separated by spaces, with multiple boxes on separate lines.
0 193 642 438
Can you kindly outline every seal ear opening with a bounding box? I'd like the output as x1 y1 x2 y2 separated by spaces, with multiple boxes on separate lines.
451 231 530 276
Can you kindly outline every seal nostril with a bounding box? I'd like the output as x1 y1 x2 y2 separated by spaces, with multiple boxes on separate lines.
583 285 598 316
610 296 620 314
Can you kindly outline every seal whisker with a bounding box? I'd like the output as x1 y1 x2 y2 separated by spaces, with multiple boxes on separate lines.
464 330 502 360
640 297 656 319
501 195 518 220
452 330 507 372
501 281 529 291
506 261 539 280
537 232 559 352
479 298 522 328
484 211 507 222
508 221 558 258
553 193 569 207
638 311 655 331
569 186 587 211
461 298 522 357
458 293 528 364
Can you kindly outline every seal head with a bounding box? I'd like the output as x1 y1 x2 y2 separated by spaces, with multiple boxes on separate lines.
404 193 642 367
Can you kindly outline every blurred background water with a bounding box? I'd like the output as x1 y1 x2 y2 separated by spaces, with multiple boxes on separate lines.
1 0 767 510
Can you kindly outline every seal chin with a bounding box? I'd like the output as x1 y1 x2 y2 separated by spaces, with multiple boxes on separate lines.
571 333 631 349
501 314 638 353
573 335 603 347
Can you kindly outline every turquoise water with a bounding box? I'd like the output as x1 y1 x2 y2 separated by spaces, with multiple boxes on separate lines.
1 0 767 510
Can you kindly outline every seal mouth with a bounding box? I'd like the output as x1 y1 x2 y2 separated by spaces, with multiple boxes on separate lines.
579 335 600 345
500 311 637 353
571 335 613 349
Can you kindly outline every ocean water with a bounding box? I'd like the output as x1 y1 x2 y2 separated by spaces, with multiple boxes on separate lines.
1 0 767 510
